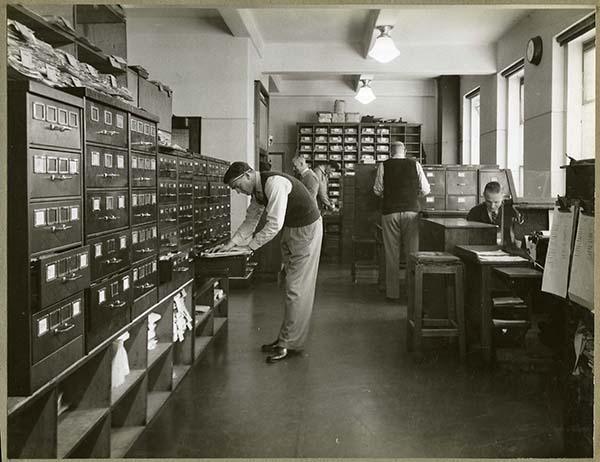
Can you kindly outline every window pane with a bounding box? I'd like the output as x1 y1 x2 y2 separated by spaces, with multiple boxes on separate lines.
583 45 595 103
470 94 480 164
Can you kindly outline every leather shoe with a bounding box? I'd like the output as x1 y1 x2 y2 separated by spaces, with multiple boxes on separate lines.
266 346 289 363
261 340 280 353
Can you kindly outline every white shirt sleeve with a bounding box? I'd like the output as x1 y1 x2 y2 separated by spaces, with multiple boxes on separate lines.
416 162 431 196
247 176 292 250
231 199 265 247
373 162 384 197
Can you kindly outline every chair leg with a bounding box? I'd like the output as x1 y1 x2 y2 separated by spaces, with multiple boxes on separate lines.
455 265 466 362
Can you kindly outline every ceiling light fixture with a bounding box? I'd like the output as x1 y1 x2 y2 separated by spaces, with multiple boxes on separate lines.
355 79 376 105
368 25 400 64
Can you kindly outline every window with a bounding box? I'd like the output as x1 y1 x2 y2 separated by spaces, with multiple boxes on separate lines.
581 39 595 158
503 59 525 196
462 88 480 164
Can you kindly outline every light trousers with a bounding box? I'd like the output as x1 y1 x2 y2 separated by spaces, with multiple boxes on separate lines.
277 217 323 349
382 212 419 299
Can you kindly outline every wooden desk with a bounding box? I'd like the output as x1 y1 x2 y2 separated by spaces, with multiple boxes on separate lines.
453 245 532 363
420 217 498 252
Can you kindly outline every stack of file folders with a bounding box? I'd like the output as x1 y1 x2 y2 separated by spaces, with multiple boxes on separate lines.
492 296 530 347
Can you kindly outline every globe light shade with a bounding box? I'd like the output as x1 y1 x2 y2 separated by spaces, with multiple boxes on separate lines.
355 81 376 105
368 27 400 63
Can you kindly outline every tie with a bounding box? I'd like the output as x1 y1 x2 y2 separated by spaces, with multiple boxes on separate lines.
491 211 498 223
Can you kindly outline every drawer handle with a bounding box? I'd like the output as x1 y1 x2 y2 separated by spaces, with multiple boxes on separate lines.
164 168 177 172
132 141 154 146
165 243 178 248
136 248 154 253
98 173 121 178
61 273 82 283
174 266 189 272
134 213 152 217
47 124 72 132
100 215 119 221
180 193 193 196
181 215 193 219
456 183 467 186
97 130 119 136
181 237 193 242
134 177 152 181
47 224 72 232
136 282 155 290
53 323 75 334
49 174 73 181
105 257 123 264
163 218 177 223
108 300 126 309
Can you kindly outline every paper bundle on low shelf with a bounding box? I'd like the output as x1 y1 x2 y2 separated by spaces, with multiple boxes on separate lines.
147 312 162 350
173 289 192 342
111 332 131 388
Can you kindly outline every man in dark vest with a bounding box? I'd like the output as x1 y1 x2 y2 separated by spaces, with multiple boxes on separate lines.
373 142 430 300
215 162 323 363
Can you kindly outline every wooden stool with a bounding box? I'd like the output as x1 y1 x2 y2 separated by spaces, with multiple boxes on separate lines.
407 252 466 361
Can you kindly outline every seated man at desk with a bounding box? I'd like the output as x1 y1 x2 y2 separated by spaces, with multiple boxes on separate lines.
467 181 504 225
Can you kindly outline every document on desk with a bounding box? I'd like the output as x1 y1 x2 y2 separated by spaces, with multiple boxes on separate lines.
568 213 594 310
542 207 575 298
200 250 252 258
474 249 528 263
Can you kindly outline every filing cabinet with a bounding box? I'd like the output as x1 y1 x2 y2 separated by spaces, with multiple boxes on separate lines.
419 195 446 212
178 181 194 203
85 270 132 351
131 224 159 263
131 153 157 188
160 228 179 253
85 145 129 189
131 256 159 318
178 203 194 224
445 167 478 196
31 246 91 310
194 181 209 199
422 166 446 196
130 115 157 154
30 198 83 254
158 250 193 298
87 231 131 282
29 149 81 198
179 222 194 246
85 100 128 148
446 195 478 212
85 190 129 236
159 204 178 229
131 191 158 226
159 181 178 204
28 93 82 151
158 154 178 180
178 158 195 179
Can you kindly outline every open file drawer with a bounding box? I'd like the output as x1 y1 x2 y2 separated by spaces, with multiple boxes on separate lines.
194 251 252 277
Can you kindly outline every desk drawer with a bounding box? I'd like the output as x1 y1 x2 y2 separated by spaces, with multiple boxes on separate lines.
29 149 81 199
419 195 446 211
86 190 129 236
178 182 194 203
130 116 156 153
132 191 158 226
85 101 127 147
30 199 82 254
178 158 194 179
31 293 84 365
31 246 90 310
159 204 178 228
446 170 477 195
159 228 179 253
131 153 157 188
159 181 178 204
132 224 158 263
132 257 158 301
86 271 132 351
28 94 81 150
85 145 128 188
446 195 477 211
88 231 131 282
158 154 178 180
179 222 194 246
178 203 194 224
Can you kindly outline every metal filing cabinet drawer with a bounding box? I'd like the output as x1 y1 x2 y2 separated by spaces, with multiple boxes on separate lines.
193 158 207 176
28 94 81 150
446 169 477 196
29 149 81 199
31 246 90 310
423 168 445 196
160 228 179 253
178 181 194 203
86 190 129 236
178 222 194 246
85 101 128 147
178 203 193 224
131 224 158 263
158 154 178 180
30 199 82 254
194 181 209 200
31 293 84 365
446 195 478 211
132 257 158 301
85 145 128 188
131 191 158 226
88 231 131 282
193 205 205 225
159 250 193 289
159 204 178 229
130 116 156 153
131 153 157 188
419 195 446 211
178 158 194 179
86 270 132 351
159 181 178 204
